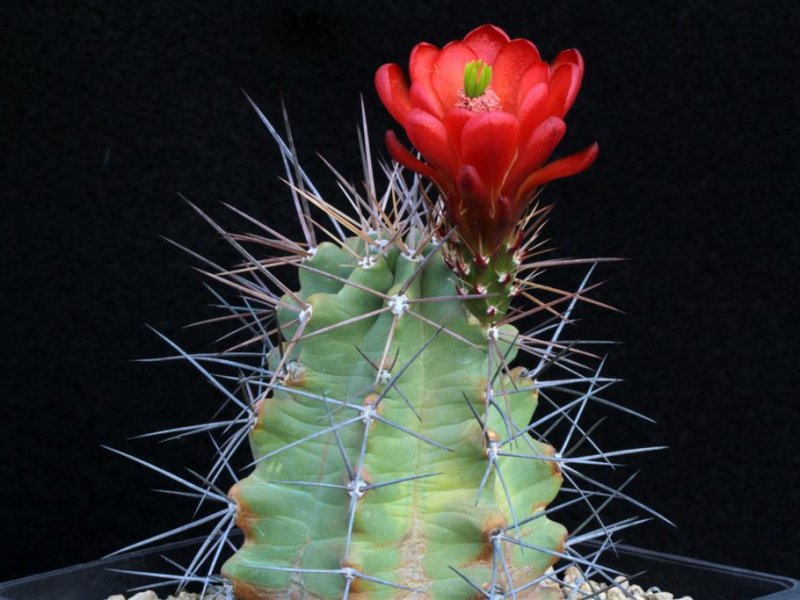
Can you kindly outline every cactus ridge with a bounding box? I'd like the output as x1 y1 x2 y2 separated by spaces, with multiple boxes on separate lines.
111 100 668 600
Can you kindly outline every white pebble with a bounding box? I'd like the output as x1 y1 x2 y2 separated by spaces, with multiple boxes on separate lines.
563 565 583 585
129 593 160 600
614 575 630 588
607 587 627 600
629 584 645 595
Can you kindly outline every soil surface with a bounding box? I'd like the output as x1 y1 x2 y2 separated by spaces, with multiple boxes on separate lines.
106 591 226 600
542 565 694 599
106 569 695 600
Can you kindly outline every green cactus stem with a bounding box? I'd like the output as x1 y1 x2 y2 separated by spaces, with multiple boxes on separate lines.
221 235 565 598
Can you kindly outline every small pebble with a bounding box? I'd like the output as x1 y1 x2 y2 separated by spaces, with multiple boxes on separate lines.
129 593 159 600
607 587 626 600
630 584 645 595
105 591 215 600
563 565 582 585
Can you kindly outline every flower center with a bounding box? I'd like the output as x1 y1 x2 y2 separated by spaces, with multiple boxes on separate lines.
456 88 501 112
458 60 501 112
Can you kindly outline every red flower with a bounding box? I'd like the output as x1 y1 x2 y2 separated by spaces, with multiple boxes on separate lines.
376 24 598 257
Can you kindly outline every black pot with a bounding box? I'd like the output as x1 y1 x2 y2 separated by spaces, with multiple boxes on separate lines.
0 537 797 600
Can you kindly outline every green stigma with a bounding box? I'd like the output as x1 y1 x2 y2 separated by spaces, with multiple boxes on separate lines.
463 59 492 98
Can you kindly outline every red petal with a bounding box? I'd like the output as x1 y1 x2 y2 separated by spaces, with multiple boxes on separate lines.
410 42 439 81
455 165 489 250
553 47 584 71
405 109 461 176
517 142 599 200
503 116 566 199
385 130 448 188
410 81 444 119
489 193 515 252
457 164 489 200
375 64 412 127
456 165 512 255
494 194 513 229
463 24 510 63
431 41 478 109
516 62 549 108
517 82 549 141
490 39 542 111
460 112 519 196
546 61 583 118
409 43 443 117
442 108 473 160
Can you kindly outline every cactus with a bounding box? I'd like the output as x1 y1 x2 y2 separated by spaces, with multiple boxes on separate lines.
221 222 566 599
112 24 667 600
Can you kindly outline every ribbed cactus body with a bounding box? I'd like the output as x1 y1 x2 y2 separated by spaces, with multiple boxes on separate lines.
222 238 565 599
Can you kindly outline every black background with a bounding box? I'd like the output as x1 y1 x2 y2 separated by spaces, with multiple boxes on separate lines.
2 0 799 585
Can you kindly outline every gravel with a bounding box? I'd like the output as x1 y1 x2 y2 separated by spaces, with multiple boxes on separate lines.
541 565 694 599
106 567 694 600
106 591 226 600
